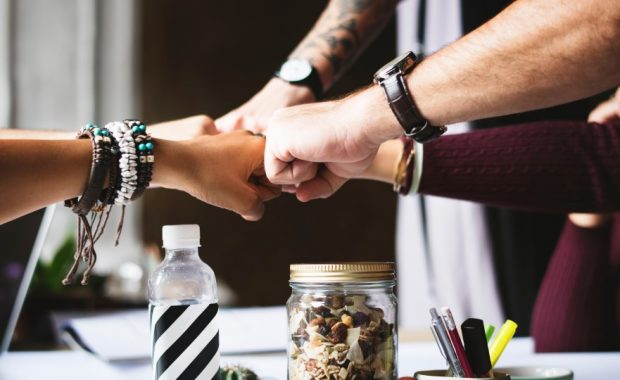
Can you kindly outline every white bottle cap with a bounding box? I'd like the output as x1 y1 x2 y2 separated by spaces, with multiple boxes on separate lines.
162 224 201 249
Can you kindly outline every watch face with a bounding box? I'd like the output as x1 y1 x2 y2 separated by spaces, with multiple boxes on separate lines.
279 59 313 82
373 51 416 82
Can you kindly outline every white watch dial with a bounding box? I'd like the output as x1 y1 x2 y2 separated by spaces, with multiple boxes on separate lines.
279 59 312 82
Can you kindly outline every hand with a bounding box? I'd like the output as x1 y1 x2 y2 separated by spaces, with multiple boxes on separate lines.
264 85 401 201
215 78 315 133
154 131 280 221
149 115 218 140
588 88 620 123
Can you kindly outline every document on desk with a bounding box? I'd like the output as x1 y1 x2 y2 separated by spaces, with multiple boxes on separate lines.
62 306 288 362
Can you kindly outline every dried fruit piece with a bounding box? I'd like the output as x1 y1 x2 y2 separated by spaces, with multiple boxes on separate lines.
327 322 348 344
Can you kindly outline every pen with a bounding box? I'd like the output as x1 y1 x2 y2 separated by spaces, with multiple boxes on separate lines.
441 307 475 378
461 318 493 378
489 319 518 368
430 308 466 377
484 323 495 343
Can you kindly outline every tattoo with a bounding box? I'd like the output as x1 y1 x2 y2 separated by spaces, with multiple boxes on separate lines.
292 0 397 83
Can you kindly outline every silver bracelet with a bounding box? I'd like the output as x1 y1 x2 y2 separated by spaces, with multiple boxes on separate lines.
410 141 424 195
107 121 138 205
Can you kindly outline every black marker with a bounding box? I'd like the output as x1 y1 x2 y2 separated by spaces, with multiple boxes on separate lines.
461 318 493 378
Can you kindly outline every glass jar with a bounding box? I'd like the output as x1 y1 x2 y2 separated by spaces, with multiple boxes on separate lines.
287 262 397 380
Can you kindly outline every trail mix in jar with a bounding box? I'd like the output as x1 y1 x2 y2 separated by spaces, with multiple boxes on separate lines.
288 294 396 380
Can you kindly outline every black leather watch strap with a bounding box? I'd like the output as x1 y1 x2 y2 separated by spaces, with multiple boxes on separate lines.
303 66 324 100
381 73 445 143
382 74 427 134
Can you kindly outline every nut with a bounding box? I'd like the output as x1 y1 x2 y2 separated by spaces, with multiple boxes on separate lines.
341 314 353 328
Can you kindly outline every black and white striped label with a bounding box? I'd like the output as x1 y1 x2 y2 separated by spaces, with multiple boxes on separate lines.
150 303 220 380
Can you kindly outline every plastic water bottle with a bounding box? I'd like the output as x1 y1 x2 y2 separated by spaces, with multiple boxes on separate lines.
148 224 220 380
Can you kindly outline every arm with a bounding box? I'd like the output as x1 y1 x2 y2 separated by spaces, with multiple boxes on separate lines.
0 131 279 224
0 115 218 140
407 0 620 127
215 0 398 132
265 0 620 193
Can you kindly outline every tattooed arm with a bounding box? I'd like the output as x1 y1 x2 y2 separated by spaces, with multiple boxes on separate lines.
216 0 398 133
289 0 397 90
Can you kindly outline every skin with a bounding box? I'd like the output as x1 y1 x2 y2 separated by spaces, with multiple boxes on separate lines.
0 129 280 224
0 115 218 141
264 0 620 201
215 0 397 133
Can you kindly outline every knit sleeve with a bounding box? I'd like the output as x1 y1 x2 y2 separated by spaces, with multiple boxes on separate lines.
418 120 620 213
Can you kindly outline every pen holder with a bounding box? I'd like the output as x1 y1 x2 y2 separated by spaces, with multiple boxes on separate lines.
414 370 510 380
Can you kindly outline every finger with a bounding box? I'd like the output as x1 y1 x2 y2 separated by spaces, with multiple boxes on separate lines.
215 112 244 132
295 168 348 202
238 188 265 222
588 101 618 123
282 184 298 193
241 201 265 222
256 186 281 202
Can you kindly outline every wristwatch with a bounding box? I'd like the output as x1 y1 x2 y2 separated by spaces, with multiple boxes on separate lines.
373 51 446 143
275 59 323 100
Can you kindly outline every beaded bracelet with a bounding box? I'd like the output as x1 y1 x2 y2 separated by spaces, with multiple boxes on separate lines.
123 119 154 200
107 121 139 205
63 123 115 285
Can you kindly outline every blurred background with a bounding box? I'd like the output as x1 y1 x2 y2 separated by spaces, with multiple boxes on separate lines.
0 0 398 349
3 0 610 353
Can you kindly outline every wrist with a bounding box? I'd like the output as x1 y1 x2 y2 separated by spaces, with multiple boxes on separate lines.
348 85 404 147
357 139 402 184
151 138 187 190
269 77 316 105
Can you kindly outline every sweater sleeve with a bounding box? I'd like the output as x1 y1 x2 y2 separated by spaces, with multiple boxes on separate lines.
418 120 620 213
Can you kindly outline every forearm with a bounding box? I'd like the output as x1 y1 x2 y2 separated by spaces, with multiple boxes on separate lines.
290 0 398 90
419 121 620 213
409 0 620 126
0 129 74 139
0 139 91 223
0 138 183 224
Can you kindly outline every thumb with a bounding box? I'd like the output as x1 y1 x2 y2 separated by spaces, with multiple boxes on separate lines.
295 167 348 202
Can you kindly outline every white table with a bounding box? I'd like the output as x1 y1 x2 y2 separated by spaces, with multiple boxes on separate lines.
1 338 619 379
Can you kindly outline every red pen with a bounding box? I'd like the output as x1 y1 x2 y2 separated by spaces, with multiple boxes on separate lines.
441 307 475 378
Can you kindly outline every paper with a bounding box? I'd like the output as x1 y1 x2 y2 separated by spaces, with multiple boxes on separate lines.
61 306 288 362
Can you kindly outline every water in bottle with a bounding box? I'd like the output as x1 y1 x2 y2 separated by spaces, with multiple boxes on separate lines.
148 224 220 380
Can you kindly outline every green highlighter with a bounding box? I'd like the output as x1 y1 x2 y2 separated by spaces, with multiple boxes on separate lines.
485 323 496 343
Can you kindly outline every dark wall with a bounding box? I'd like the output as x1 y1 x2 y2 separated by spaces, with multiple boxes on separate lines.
140 0 398 306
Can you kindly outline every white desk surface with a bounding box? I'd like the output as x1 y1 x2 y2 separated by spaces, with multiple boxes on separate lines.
1 338 619 380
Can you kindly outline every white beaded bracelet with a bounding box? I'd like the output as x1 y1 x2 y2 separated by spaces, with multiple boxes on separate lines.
107 121 139 205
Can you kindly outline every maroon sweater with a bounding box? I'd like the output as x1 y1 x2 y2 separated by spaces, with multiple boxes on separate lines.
418 120 620 351
419 121 620 213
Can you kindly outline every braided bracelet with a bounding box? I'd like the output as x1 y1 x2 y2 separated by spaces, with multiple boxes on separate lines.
63 123 115 285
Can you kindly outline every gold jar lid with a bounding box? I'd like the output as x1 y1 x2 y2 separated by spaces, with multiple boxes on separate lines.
289 262 395 283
